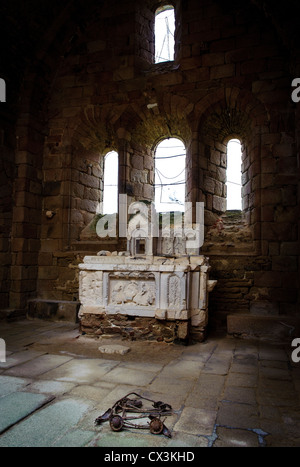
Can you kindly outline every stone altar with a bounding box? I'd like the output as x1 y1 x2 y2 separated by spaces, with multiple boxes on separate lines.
78 254 216 342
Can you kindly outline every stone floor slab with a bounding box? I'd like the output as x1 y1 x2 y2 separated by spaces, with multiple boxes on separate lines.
26 380 75 395
216 400 259 430
214 426 260 447
101 366 156 386
0 375 31 397
68 384 112 402
117 361 164 373
158 359 203 380
52 429 96 447
4 354 74 378
94 430 168 448
0 392 54 434
39 358 119 384
226 372 258 387
173 407 217 436
0 350 46 370
166 432 208 447
202 356 232 375
148 377 195 406
223 386 257 405
0 398 92 447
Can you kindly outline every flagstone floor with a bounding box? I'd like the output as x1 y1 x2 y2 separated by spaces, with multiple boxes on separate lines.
0 319 299 447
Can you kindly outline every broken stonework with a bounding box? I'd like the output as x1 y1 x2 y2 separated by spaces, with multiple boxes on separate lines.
98 344 131 355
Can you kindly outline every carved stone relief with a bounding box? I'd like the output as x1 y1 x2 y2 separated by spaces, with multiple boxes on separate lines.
109 279 155 307
168 275 181 309
80 271 103 306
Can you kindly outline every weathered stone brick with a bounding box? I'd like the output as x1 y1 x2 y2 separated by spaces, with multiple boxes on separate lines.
261 188 282 206
131 154 144 170
213 195 226 212
202 53 225 67
210 63 235 79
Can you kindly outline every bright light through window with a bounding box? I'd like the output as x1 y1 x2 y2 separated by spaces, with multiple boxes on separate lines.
155 6 175 63
226 139 242 210
103 151 118 214
155 138 186 212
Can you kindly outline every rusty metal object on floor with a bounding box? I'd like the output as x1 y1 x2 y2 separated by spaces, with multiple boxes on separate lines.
95 392 173 438
149 417 164 435
110 415 124 432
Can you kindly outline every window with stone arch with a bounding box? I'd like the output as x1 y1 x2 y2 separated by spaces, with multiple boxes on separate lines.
102 150 118 214
226 138 242 211
154 4 175 63
154 137 186 213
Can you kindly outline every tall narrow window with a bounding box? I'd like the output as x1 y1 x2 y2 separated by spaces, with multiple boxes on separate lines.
103 151 118 214
155 138 186 212
155 5 175 63
226 139 242 210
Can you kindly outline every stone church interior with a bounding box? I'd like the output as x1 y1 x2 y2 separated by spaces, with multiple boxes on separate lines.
0 0 300 448
1 0 299 341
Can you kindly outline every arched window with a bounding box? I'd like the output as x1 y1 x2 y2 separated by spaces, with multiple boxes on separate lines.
155 5 175 63
154 138 186 212
226 139 242 210
103 151 118 214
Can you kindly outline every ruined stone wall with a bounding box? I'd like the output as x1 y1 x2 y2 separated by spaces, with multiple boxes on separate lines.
2 0 299 335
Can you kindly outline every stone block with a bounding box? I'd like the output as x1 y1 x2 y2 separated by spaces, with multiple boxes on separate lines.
254 271 282 288
191 309 207 327
27 299 80 322
261 188 282 206
98 344 131 355
38 266 58 281
280 242 300 256
271 255 298 272
212 195 226 212
43 181 61 196
216 166 226 182
210 63 235 79
211 38 235 53
87 40 106 53
131 154 144 170
204 176 215 194
250 300 279 315
273 143 294 158
202 53 224 67
143 183 153 199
